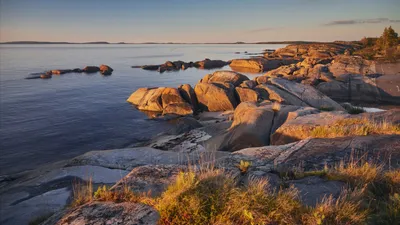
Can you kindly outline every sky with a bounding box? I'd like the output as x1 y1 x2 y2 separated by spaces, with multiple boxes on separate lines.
1 0 400 43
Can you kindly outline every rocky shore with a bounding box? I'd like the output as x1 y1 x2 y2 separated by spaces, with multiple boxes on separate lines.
2 42 399 225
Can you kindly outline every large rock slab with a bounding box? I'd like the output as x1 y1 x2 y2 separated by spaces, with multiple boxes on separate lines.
271 43 354 59
0 188 70 225
271 109 400 145
161 88 193 115
127 87 166 112
230 58 299 72
67 147 224 171
205 102 274 152
256 84 309 106
218 135 400 172
270 78 345 111
194 83 237 111
317 74 386 103
178 84 198 112
111 165 186 197
328 55 376 77
52 202 159 225
276 135 400 170
271 111 350 145
235 87 259 102
289 176 345 207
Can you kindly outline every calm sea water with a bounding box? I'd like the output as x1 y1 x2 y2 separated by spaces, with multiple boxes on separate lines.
0 44 285 175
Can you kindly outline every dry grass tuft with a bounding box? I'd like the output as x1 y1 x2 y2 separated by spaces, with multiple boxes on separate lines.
71 178 93 207
327 161 381 186
310 118 400 138
305 189 367 225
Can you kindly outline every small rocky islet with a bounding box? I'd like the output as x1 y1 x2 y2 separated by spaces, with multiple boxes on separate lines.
25 64 114 79
3 42 400 225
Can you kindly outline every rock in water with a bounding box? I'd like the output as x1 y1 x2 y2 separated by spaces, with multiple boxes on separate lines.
51 69 72 75
99 64 113 75
194 59 228 69
194 83 237 112
127 88 155 105
136 87 166 112
82 66 100 73
40 72 52 79
178 84 198 112
161 88 193 116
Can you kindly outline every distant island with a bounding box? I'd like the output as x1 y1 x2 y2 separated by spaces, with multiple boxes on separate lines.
0 41 111 44
1 41 337 45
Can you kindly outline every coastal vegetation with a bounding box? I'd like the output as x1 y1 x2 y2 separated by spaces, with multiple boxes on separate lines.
355 26 400 61
310 117 400 138
70 159 400 225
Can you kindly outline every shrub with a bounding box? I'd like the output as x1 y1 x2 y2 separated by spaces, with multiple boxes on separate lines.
237 160 252 174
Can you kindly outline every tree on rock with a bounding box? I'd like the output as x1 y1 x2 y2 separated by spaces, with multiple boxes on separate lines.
377 26 399 50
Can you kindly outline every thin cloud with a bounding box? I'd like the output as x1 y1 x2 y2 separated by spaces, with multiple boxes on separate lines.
248 27 280 33
324 18 400 26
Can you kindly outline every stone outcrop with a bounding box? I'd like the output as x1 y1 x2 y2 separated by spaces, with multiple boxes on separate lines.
194 83 237 111
127 87 193 116
328 55 376 77
178 84 198 112
131 87 165 112
271 111 350 145
204 102 321 152
270 43 358 59
255 84 308 106
270 78 345 111
205 102 275 152
129 70 348 117
206 71 249 86
111 165 186 196
235 87 259 102
52 202 159 225
229 58 299 72
240 80 257 89
271 109 400 145
161 88 193 116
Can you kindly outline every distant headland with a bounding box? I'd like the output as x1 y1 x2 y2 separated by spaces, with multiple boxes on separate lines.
1 41 328 45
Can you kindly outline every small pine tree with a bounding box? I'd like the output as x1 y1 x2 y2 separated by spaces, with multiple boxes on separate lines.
377 26 399 50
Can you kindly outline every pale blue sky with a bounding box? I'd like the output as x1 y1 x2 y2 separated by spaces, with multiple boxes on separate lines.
1 0 399 42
